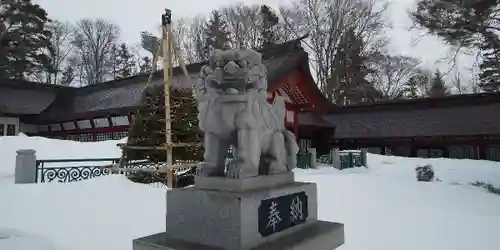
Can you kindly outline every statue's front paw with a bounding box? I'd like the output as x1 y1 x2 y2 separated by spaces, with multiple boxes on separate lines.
196 163 219 177
268 161 288 174
225 160 259 178
225 160 243 178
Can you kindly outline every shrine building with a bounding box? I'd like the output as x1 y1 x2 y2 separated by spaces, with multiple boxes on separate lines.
0 38 331 144
1 37 500 161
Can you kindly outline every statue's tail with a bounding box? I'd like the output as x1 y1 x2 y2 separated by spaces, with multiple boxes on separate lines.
282 130 299 171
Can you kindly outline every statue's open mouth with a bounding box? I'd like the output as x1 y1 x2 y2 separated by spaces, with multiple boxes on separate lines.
211 73 249 94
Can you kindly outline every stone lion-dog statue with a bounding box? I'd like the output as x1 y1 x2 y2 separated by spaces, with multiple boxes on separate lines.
194 49 299 178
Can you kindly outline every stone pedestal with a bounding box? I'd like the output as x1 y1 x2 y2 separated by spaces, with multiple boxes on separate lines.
15 149 37 184
307 148 317 168
133 173 345 250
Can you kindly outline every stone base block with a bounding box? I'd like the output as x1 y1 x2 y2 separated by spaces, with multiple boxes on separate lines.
133 221 344 250
165 182 318 250
195 172 295 192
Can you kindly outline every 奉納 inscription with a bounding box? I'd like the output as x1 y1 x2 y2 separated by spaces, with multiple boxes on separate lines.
258 191 308 237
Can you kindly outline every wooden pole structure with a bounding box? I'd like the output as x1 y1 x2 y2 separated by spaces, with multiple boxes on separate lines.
115 10 199 189
161 9 174 187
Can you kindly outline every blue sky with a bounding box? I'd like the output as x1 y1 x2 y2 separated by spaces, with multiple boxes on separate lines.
33 0 476 83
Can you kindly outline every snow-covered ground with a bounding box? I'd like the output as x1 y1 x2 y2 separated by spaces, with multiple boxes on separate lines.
1 135 500 250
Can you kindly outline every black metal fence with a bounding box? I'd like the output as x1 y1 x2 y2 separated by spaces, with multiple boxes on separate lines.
36 158 120 183
35 150 315 185
35 158 179 183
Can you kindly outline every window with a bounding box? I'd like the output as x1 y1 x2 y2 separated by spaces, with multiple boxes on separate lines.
0 124 4 136
114 132 128 140
67 134 80 141
6 124 16 136
95 132 115 141
78 133 93 142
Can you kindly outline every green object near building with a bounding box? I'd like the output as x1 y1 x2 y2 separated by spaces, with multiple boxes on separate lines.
339 150 367 170
296 152 312 169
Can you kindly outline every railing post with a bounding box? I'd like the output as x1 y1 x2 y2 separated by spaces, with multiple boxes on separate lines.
361 149 368 168
331 148 341 169
307 148 317 169
348 152 353 169
15 149 37 184
167 169 174 188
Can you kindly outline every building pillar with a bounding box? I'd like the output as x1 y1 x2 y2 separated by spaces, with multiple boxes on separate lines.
15 149 37 184
380 146 386 155
442 146 450 158
307 148 317 169
478 144 488 160
409 140 417 157
331 148 341 169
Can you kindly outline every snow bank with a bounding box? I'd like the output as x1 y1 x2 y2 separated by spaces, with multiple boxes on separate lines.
367 153 500 186
1 169 500 250
0 228 65 250
1 135 500 250
0 175 165 250
297 172 500 250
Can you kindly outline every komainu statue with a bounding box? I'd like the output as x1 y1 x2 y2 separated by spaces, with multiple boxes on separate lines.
194 49 299 178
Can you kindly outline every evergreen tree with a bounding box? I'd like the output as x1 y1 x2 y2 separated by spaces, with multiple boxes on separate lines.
410 0 500 92
126 85 203 162
110 44 121 79
330 29 380 105
478 38 500 92
117 43 136 78
427 69 449 97
110 43 137 79
59 65 74 86
403 75 420 99
203 10 231 58
259 5 280 47
139 56 152 74
0 0 55 79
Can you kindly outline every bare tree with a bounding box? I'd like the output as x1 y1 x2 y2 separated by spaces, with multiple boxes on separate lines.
129 43 146 71
71 18 120 85
369 54 421 99
186 15 207 62
279 0 390 94
220 3 261 49
30 20 75 84
49 21 75 84
451 71 468 94
173 17 203 64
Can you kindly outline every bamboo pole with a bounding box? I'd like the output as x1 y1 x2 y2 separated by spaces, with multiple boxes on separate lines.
162 9 174 188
